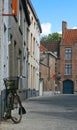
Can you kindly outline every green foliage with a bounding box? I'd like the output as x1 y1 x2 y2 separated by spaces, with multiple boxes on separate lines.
40 32 62 42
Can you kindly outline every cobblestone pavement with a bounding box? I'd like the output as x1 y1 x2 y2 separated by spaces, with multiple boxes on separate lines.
0 94 77 130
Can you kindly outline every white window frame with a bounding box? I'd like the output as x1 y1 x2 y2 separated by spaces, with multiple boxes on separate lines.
65 48 72 60
65 63 72 75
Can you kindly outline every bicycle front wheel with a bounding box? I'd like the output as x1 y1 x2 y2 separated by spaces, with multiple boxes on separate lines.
11 95 22 123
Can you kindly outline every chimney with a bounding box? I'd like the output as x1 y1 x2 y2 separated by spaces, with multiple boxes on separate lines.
62 21 67 37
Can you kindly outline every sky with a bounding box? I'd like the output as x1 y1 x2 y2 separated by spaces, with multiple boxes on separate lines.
31 0 77 35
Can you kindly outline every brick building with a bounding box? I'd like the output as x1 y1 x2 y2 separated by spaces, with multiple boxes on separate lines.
60 21 77 94
41 40 61 92
41 40 60 57
40 44 57 95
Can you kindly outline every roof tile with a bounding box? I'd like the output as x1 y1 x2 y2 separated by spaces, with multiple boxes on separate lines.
40 44 48 52
64 29 77 44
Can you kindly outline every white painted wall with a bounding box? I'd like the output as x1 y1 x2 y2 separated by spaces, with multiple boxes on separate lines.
0 0 3 93
0 0 9 93
22 11 29 90
27 3 41 93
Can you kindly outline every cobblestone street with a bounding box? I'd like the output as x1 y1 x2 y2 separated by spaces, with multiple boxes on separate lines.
0 94 77 130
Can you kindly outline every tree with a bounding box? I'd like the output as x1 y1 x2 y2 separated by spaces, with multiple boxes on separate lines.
40 32 62 42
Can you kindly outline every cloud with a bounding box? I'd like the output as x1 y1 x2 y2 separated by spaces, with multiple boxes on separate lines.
58 31 62 34
72 26 77 29
41 23 52 36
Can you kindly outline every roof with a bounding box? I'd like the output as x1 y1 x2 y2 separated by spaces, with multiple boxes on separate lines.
40 44 48 52
41 41 60 57
46 51 57 58
40 45 57 58
63 29 77 44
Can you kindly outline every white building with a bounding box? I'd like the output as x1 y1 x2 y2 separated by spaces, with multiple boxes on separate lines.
8 0 30 100
0 0 31 119
27 0 42 97
0 0 9 119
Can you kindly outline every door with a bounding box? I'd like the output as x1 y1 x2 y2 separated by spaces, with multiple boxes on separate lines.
63 80 74 94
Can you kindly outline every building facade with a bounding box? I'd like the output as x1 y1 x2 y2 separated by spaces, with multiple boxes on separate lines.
0 0 3 120
0 0 41 120
60 21 77 94
40 45 57 95
41 41 61 93
27 0 42 97
0 0 9 120
9 0 30 100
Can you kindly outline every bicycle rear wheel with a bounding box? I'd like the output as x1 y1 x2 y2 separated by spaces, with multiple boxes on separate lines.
11 95 22 123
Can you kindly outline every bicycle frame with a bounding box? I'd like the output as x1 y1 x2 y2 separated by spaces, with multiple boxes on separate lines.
3 76 26 123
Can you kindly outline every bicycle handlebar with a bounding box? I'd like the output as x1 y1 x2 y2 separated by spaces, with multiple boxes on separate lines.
17 75 26 79
3 76 26 82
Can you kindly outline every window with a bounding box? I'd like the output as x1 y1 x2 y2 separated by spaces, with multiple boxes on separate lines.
31 16 33 23
65 48 72 60
76 80 77 91
65 64 72 75
75 45 77 60
18 4 23 35
30 33 32 55
76 64 77 75
54 51 58 56
34 22 36 29
33 37 35 55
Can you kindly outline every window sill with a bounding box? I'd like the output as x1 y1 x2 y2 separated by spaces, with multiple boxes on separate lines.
64 75 72 78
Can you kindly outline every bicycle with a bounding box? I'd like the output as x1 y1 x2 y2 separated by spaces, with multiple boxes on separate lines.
3 76 26 123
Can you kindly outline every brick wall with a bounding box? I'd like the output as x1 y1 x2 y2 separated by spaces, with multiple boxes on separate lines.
40 52 56 91
59 21 77 93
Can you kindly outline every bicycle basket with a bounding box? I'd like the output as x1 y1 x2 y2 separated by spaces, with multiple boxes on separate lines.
4 77 19 90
